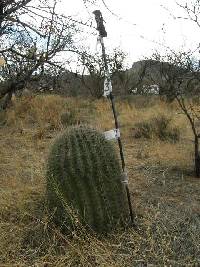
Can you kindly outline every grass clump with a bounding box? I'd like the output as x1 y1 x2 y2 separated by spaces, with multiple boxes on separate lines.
133 114 180 142
60 110 78 126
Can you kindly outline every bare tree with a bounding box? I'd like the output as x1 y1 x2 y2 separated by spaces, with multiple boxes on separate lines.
161 0 200 177
0 0 78 108
78 48 129 97
176 0 200 28
143 50 200 177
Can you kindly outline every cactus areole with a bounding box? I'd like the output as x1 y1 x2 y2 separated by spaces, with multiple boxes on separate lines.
46 125 129 233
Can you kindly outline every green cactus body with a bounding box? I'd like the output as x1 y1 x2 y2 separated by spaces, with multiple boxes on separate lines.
46 125 129 233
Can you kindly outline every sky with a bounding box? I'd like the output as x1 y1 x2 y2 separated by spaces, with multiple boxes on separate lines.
57 0 200 67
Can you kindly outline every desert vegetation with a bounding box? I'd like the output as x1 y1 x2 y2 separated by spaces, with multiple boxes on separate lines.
0 94 199 266
0 0 200 266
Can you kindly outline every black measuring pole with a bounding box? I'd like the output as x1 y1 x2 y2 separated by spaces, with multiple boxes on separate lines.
109 91 134 225
93 10 134 224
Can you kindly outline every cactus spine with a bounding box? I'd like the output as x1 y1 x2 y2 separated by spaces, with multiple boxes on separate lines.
46 125 129 233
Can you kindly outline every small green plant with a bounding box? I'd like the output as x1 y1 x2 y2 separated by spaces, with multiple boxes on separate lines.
133 114 180 143
46 125 129 233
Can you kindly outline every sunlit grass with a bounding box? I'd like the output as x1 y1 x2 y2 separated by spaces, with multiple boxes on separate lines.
0 94 199 266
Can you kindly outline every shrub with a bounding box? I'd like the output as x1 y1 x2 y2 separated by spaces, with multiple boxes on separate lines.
133 114 180 143
132 121 153 139
152 115 180 142
60 110 77 126
46 125 129 233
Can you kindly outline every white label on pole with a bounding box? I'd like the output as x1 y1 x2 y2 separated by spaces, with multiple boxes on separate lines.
103 77 112 97
121 171 128 184
96 36 102 51
104 128 120 140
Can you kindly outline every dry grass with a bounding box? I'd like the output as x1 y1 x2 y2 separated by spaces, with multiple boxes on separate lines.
0 94 199 266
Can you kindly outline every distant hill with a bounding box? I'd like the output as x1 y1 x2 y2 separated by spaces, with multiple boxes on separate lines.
27 59 200 97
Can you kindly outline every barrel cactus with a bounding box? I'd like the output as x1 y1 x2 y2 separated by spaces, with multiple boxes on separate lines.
46 125 129 233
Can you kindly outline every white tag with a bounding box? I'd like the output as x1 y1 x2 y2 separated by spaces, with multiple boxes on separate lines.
103 77 112 97
95 36 101 51
121 171 128 184
104 128 120 140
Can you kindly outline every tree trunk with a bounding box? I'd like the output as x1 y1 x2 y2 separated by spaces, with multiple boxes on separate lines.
194 136 200 177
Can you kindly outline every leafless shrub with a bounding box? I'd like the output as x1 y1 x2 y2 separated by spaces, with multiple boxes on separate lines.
133 114 180 143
